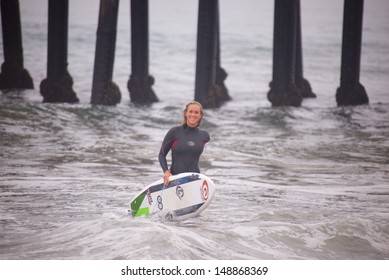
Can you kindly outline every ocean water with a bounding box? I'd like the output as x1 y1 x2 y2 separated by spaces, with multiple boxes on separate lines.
0 0 389 260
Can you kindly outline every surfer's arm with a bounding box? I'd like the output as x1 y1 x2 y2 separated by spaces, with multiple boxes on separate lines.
159 128 177 186
163 169 171 186
158 127 176 173
158 149 169 173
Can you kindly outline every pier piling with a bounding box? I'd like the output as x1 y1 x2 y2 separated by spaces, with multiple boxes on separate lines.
195 0 228 108
128 0 158 104
336 0 368 106
0 0 33 90
215 0 231 104
91 0 121 105
295 0 315 99
268 0 302 107
40 0 78 103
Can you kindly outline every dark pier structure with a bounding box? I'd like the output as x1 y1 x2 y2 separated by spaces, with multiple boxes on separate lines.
0 0 33 90
91 0 121 105
268 0 316 107
40 0 78 103
195 0 230 108
0 0 368 107
127 0 158 104
336 0 368 106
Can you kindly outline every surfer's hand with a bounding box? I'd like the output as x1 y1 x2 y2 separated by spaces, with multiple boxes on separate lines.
163 170 171 186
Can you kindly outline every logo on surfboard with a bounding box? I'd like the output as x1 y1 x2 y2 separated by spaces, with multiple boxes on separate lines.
157 195 163 210
176 186 184 199
201 180 209 201
147 188 153 205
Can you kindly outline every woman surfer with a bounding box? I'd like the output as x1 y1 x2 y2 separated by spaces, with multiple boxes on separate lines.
158 101 210 186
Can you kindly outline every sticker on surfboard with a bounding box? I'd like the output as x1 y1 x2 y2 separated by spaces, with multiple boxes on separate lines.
129 173 215 220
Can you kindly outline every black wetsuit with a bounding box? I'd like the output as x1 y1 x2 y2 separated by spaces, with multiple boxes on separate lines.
158 124 210 175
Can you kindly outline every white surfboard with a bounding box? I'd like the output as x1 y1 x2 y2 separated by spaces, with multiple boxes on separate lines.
129 173 215 220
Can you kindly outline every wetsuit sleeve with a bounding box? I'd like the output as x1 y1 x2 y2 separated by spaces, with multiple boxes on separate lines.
201 130 210 147
158 127 176 172
205 131 210 144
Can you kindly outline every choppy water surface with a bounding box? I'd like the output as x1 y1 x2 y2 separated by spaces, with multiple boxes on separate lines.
1 0 389 259
1 101 388 259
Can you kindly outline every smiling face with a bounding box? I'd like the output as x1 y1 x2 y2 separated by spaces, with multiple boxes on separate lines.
185 103 203 128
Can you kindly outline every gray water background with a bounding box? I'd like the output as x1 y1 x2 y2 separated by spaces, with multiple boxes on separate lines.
0 0 389 259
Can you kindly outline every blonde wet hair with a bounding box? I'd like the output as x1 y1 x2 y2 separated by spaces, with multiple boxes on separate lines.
181 101 204 127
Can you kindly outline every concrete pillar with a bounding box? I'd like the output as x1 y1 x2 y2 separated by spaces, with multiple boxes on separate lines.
295 0 315 98
40 0 78 103
215 0 231 104
336 0 368 106
128 0 158 103
91 0 121 105
268 0 302 107
195 0 227 108
0 0 33 90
